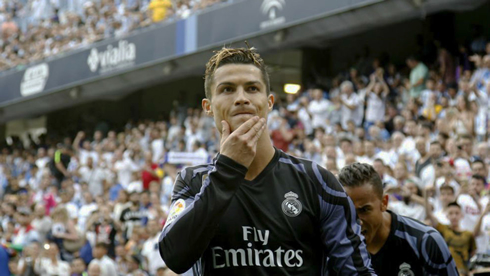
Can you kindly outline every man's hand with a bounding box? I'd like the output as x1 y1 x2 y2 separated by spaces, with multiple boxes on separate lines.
220 116 266 168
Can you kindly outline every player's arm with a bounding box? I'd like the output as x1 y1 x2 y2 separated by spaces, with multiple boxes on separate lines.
420 229 459 275
159 116 266 273
158 156 247 273
313 165 375 275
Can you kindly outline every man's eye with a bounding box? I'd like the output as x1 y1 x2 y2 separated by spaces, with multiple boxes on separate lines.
248 86 259 92
223 87 233 93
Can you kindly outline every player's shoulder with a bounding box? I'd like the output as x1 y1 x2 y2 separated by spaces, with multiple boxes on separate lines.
276 149 340 189
178 161 215 186
392 211 438 237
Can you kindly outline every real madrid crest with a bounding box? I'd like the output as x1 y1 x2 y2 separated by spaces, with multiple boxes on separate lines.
282 191 302 217
398 262 414 276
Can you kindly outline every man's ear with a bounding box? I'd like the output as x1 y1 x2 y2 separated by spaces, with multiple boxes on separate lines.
202 98 213 116
381 194 389 212
268 93 275 112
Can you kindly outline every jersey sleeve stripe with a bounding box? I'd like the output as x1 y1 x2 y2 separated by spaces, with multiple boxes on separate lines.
160 167 214 241
191 166 212 179
394 230 420 259
278 158 307 174
312 163 347 198
171 185 191 201
420 231 453 269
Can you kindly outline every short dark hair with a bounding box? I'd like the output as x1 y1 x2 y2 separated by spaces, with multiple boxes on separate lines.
447 202 461 209
472 160 485 167
95 242 109 250
373 158 384 165
338 163 383 199
472 174 487 185
339 138 352 145
439 184 454 194
204 46 270 99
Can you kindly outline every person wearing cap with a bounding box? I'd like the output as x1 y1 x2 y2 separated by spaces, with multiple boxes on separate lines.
12 208 40 248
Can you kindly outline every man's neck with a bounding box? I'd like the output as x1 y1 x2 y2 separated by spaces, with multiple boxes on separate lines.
367 211 392 255
244 132 275 181
449 224 460 231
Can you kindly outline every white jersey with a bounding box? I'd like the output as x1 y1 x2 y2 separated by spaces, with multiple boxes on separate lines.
457 194 482 232
476 214 490 254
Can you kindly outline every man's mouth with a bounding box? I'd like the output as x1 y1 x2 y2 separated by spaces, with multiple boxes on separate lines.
233 112 254 116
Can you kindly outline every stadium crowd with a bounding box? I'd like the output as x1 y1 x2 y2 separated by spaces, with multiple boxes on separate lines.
1 33 490 275
0 0 225 71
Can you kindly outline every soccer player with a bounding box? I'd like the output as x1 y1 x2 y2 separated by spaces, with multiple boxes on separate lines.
158 46 375 275
338 162 458 275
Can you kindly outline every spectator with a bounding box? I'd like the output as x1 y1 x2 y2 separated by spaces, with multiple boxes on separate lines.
406 55 429 99
457 174 486 232
34 242 71 276
71 257 88 276
141 219 165 275
426 202 476 275
339 81 361 129
307 88 331 130
89 243 117 276
364 73 389 130
50 206 80 261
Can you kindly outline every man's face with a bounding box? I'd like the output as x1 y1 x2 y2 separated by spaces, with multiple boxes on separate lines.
472 162 487 178
439 189 455 207
202 64 273 133
73 259 86 274
345 184 387 246
415 139 426 156
471 178 485 196
446 206 462 228
364 142 375 157
429 144 442 159
373 161 384 176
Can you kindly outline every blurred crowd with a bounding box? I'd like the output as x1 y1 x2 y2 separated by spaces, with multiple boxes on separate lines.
1 30 490 275
0 0 225 71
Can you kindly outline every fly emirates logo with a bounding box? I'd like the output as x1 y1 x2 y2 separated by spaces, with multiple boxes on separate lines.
211 226 303 269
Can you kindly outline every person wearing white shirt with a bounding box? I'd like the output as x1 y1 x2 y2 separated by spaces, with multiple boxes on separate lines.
457 175 487 232
78 192 98 231
388 182 426 222
78 157 108 197
339 81 361 130
414 137 435 189
34 242 71 276
35 148 51 170
364 75 389 128
474 202 490 254
141 220 166 275
356 140 376 166
90 243 118 276
373 159 397 188
307 88 331 129
114 150 139 189
297 97 313 136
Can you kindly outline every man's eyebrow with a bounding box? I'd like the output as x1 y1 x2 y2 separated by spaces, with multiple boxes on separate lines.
217 82 236 87
358 204 371 209
244 81 261 86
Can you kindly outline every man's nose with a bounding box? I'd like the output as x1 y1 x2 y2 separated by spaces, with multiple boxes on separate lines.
234 87 250 106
